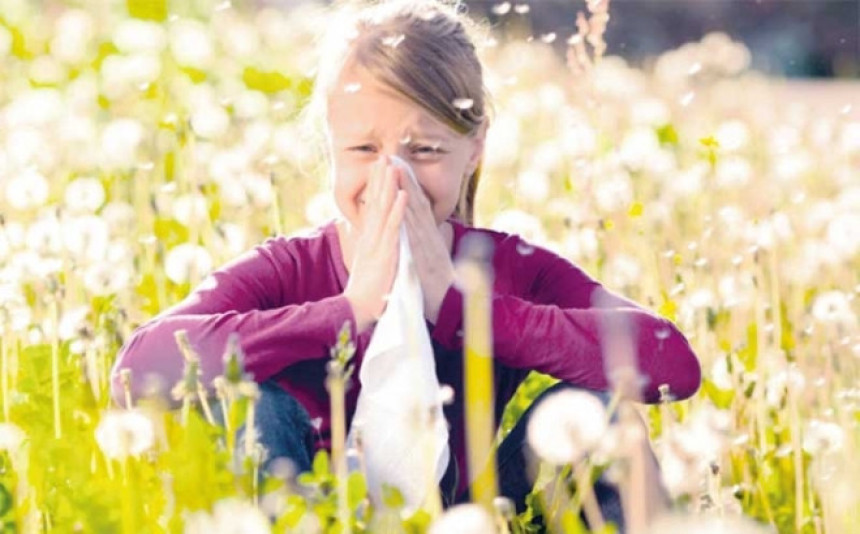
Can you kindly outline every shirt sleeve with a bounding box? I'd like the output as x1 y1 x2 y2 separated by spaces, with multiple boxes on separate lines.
431 233 701 403
110 235 356 405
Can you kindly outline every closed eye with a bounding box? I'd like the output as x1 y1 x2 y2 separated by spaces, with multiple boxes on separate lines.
349 145 376 153
412 145 446 155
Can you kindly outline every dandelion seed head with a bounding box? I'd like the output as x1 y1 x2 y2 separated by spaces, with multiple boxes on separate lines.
647 513 772 534
516 168 549 203
64 177 105 213
190 104 230 140
6 168 49 210
165 244 213 285
0 423 26 453
490 209 546 245
802 420 845 455
0 25 11 57
169 19 213 68
184 497 271 534
527 389 608 464
811 290 857 329
100 118 145 169
429 503 495 534
173 193 210 226
94 409 155 460
113 19 167 54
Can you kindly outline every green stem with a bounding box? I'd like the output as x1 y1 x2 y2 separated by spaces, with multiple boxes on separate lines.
51 303 62 439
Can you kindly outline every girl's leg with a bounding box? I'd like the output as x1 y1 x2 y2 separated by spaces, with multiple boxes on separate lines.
214 380 316 474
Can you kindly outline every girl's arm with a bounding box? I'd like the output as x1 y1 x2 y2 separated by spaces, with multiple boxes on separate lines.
431 235 701 404
110 236 355 405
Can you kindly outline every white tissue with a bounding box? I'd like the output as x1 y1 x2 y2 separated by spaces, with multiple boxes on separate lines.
346 156 450 511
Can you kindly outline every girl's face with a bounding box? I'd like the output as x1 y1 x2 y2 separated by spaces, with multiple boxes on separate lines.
326 64 486 229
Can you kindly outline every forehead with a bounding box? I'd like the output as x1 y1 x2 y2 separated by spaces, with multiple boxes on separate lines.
326 65 454 139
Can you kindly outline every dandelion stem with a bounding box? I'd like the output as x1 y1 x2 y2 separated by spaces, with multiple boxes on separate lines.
458 239 498 510
572 463 605 532
2 334 9 421
328 373 351 534
51 303 62 439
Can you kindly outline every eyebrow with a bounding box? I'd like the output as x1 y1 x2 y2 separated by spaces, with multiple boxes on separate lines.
341 127 453 143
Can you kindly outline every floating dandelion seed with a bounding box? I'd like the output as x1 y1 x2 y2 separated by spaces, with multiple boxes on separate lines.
452 97 474 110
399 133 412 145
381 34 405 48
214 0 231 11
343 82 361 94
491 2 511 15
680 91 695 107
687 62 703 75
540 32 557 43
514 3 530 14
840 104 852 115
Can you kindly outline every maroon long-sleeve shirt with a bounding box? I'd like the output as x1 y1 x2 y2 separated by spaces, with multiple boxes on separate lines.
111 218 701 495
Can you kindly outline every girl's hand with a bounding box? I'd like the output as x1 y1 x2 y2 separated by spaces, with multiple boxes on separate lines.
343 157 408 333
397 166 456 325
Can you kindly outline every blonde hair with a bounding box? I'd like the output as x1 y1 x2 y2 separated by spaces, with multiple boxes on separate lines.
307 0 491 225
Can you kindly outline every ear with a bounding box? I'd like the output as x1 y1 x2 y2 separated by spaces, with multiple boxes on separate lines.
465 119 489 175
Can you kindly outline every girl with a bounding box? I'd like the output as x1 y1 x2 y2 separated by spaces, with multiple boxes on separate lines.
112 0 701 526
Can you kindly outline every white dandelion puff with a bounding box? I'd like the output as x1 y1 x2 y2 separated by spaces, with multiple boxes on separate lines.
100 118 145 169
5 168 49 211
811 291 857 329
184 497 271 534
190 104 230 140
62 215 110 263
172 193 210 226
95 409 156 460
0 26 11 57
165 244 213 285
429 503 496 534
113 19 167 54
802 420 845 456
170 20 213 68
516 168 549 203
64 177 105 213
527 389 608 465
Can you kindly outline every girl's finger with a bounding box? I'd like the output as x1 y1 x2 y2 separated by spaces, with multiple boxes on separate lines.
381 190 408 249
377 163 399 217
367 156 386 204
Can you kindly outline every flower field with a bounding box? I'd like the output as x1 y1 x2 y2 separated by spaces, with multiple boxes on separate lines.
0 0 858 532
